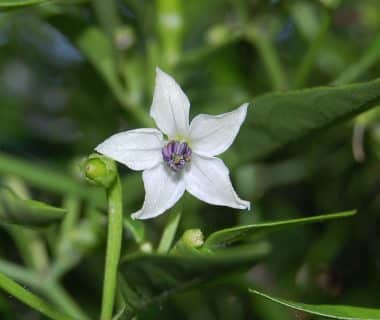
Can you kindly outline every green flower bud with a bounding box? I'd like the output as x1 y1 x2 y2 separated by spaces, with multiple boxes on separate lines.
83 154 117 188
181 229 204 248
170 228 204 256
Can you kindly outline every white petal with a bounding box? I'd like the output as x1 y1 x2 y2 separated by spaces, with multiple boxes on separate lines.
184 155 250 210
132 163 185 219
95 128 164 171
150 68 190 138
189 103 248 156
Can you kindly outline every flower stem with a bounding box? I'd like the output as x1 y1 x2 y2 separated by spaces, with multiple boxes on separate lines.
157 203 182 254
100 175 124 320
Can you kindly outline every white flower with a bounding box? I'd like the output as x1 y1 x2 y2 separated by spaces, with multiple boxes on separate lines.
95 68 250 219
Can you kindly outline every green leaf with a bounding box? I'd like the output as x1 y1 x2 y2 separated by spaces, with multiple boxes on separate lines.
157 203 182 254
0 0 89 7
0 188 66 227
238 78 380 161
0 272 73 320
0 0 51 7
119 243 269 316
0 153 104 206
204 210 356 250
251 289 380 320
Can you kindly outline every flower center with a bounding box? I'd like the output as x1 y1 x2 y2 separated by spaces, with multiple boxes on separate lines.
162 140 192 172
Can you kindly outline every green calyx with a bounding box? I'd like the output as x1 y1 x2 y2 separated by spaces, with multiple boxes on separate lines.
83 154 117 189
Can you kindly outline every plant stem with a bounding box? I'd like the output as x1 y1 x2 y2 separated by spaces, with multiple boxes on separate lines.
100 175 124 320
157 203 182 254
0 271 73 320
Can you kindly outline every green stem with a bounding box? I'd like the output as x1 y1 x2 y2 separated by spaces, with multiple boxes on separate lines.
157 203 182 254
100 175 124 320
0 272 73 320
294 14 330 88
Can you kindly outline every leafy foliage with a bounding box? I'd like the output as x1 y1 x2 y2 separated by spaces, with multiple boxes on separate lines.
0 0 380 319
251 290 380 320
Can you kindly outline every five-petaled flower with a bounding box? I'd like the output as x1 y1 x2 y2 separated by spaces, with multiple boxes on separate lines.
95 68 250 219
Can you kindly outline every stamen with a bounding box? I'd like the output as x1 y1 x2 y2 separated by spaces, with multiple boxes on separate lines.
162 140 192 171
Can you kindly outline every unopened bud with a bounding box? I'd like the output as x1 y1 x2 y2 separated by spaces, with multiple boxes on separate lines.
83 153 117 188
170 228 204 255
182 229 204 248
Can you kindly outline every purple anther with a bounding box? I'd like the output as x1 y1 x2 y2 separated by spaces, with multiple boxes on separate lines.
162 140 192 172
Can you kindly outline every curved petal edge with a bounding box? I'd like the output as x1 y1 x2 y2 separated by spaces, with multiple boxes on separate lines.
132 164 186 219
189 103 249 157
95 128 164 171
184 155 250 210
150 68 190 138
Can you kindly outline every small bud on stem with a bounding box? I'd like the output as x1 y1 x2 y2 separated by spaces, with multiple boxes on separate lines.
83 154 117 189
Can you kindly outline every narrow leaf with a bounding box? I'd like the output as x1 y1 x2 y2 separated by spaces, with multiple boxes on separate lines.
0 153 104 206
0 188 66 227
204 210 356 249
0 0 51 7
238 78 380 161
0 272 73 320
251 289 380 320
157 203 182 254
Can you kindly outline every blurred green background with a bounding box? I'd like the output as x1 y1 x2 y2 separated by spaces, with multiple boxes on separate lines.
1 0 380 319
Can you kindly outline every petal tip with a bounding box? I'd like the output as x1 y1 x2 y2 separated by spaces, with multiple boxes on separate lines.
94 143 104 155
241 102 250 110
156 66 166 77
131 210 144 220
244 201 251 211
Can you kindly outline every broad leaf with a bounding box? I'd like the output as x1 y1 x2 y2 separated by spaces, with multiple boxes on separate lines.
204 210 356 250
0 188 66 227
251 289 380 320
119 243 269 317
238 78 380 161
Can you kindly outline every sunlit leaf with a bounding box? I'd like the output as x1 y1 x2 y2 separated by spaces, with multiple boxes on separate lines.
251 289 380 320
